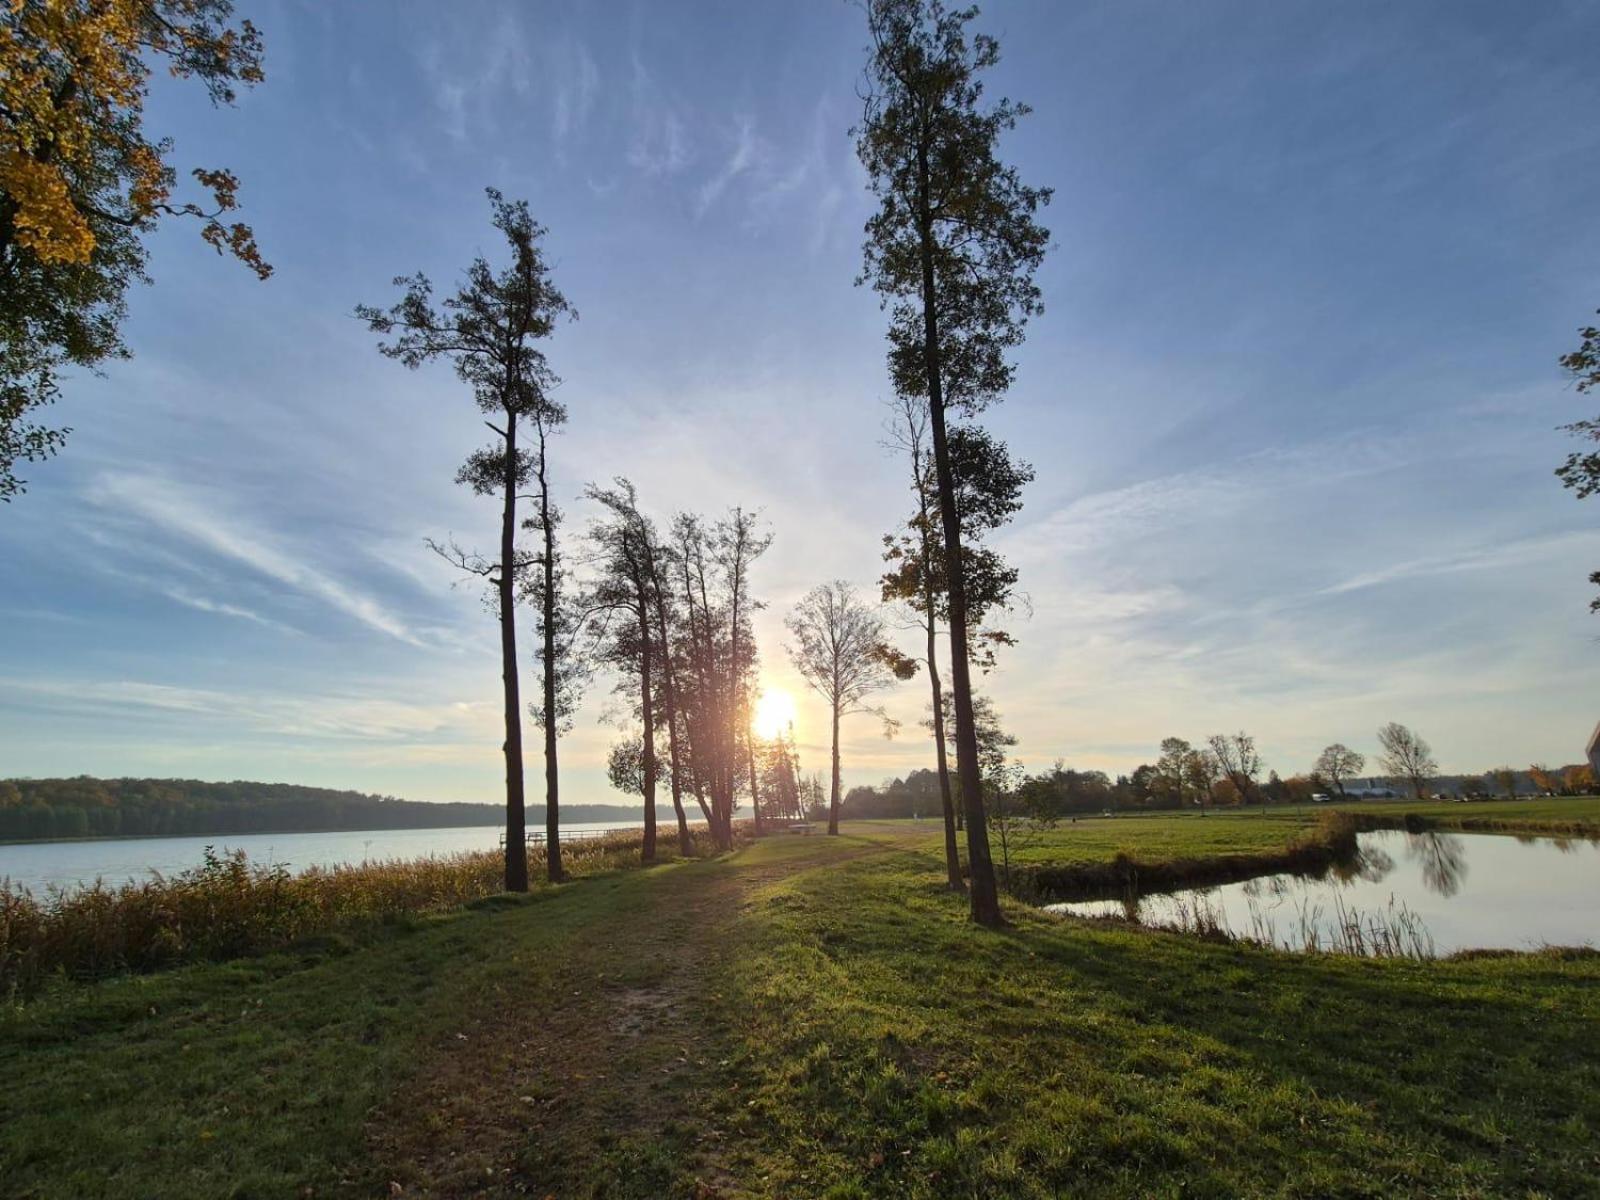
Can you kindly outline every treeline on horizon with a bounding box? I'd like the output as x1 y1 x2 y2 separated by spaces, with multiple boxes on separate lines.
843 760 1598 821
0 777 675 844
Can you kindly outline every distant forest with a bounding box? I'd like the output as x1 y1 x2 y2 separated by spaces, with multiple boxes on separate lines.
0 778 668 843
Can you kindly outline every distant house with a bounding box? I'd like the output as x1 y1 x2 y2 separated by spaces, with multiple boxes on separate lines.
1589 722 1600 774
1345 779 1400 799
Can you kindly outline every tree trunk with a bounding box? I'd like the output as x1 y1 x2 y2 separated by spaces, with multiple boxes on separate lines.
727 565 753 839
638 594 657 865
654 588 693 858
669 761 692 855
499 412 528 893
828 705 842 836
539 446 564 884
689 562 733 850
910 425 963 891
691 784 715 834
927 617 963 890
916 146 1000 926
747 734 763 836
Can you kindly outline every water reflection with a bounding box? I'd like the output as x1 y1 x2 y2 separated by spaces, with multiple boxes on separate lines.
1327 842 1395 886
1050 829 1600 958
1405 831 1467 898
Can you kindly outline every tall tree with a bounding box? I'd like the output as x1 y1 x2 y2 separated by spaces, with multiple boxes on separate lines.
669 513 724 842
1154 737 1196 808
664 508 772 850
587 479 664 865
1207 732 1263 805
881 396 1030 889
644 530 695 857
1 0 270 500
1313 743 1364 799
716 508 773 837
358 190 572 892
671 513 734 847
1376 722 1437 801
1185 746 1221 814
786 581 911 835
883 398 961 886
519 395 589 881
1558 311 1600 611
858 0 1050 925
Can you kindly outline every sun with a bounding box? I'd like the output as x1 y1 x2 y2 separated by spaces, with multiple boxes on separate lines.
752 688 797 740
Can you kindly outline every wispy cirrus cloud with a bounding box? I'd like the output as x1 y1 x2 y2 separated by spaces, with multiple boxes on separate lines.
0 677 490 743
627 53 692 175
696 116 764 215
160 585 297 634
414 6 533 144
88 473 424 646
549 36 600 151
1317 530 1599 596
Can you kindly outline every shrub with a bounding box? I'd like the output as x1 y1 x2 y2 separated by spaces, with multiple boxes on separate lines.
1 826 725 999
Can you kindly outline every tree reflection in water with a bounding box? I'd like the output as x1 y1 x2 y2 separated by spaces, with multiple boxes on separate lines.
1327 842 1395 886
1406 831 1467 897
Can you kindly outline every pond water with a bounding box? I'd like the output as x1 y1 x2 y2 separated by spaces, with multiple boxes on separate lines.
0 821 647 896
1048 830 1600 957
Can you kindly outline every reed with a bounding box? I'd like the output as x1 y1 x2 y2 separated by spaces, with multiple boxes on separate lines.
1099 881 1437 960
0 826 726 999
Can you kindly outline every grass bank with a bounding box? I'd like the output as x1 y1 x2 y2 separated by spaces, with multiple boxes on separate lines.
3 812 1597 1197
888 797 1600 903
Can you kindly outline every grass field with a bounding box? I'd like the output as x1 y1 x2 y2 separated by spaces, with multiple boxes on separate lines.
869 795 1600 869
3 799 1597 1197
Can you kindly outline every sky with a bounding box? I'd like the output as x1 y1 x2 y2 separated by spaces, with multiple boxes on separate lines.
3 0 1598 806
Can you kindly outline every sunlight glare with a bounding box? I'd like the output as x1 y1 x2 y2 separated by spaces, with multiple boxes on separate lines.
753 688 797 740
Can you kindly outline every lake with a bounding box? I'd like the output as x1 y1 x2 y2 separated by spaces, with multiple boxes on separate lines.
1048 829 1600 957
0 821 647 895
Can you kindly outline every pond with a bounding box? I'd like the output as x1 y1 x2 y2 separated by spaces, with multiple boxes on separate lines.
0 821 647 896
1047 829 1600 957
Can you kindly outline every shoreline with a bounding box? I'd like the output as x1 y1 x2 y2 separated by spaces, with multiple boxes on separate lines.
1007 808 1600 904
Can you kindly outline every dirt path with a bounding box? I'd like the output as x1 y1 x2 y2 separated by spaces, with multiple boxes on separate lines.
365 836 865 1198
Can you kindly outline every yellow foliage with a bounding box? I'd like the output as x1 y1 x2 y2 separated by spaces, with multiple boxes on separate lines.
0 144 95 261
0 0 265 270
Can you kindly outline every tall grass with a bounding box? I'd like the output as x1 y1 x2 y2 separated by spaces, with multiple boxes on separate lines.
1097 879 1437 960
1 828 724 999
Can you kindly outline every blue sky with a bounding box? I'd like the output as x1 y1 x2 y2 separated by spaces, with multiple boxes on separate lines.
3 0 1598 805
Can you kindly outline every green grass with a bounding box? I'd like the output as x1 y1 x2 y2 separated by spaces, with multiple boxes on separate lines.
853 794 1600 870
714 831 1600 1198
4 805 1598 1198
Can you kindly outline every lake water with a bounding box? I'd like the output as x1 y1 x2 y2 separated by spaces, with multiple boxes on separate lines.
0 821 646 896
1048 830 1600 957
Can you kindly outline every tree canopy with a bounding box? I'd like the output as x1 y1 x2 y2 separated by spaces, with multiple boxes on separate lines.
1 0 270 499
1557 310 1600 610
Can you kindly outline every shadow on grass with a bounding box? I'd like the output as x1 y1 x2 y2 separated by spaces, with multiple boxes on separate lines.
711 846 1600 1198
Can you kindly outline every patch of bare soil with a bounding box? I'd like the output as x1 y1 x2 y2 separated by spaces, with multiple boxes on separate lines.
364 844 853 1199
